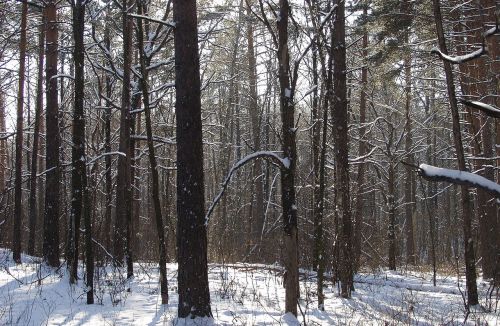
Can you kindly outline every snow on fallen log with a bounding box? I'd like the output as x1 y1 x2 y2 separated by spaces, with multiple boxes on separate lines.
431 46 486 64
460 99 500 118
418 163 500 198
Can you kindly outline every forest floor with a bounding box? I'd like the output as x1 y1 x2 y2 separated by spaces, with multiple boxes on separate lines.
0 249 498 325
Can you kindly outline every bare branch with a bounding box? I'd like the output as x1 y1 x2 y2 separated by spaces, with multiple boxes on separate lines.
205 151 288 225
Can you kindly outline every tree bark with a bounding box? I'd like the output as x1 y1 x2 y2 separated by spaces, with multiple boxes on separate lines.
103 12 113 255
13 0 28 264
388 163 396 271
28 15 45 256
403 30 416 266
68 0 93 301
173 0 212 318
43 0 61 268
114 0 134 278
0 30 5 195
0 70 5 192
276 0 300 315
353 3 369 272
333 0 353 298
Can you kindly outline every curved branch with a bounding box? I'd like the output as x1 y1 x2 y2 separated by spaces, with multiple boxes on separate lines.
205 151 288 225
431 46 486 64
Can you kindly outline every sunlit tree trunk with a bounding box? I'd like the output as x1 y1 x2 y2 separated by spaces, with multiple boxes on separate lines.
28 15 45 256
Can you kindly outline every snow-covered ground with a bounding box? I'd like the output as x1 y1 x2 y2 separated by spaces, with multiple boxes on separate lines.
0 249 497 325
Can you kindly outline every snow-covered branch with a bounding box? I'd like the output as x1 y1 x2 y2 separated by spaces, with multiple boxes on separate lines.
0 132 15 140
131 134 175 144
205 151 289 225
87 151 126 165
485 25 499 37
129 13 176 28
50 74 75 81
460 99 500 119
431 46 485 64
418 163 500 198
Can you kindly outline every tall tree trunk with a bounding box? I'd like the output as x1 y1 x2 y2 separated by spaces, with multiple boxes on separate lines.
28 16 45 256
13 0 28 263
276 0 299 316
0 28 5 195
103 14 113 254
403 37 415 266
333 0 353 298
487 0 500 284
0 66 5 192
314 79 329 309
43 0 61 268
173 0 212 318
136 0 168 304
388 162 396 271
353 3 369 271
114 0 134 278
454 4 497 281
73 1 93 301
307 0 333 307
246 1 265 257
432 0 478 305
68 0 87 286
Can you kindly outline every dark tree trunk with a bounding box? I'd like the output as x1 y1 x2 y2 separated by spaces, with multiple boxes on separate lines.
314 81 329 309
0 69 5 192
333 0 353 298
136 0 168 304
388 163 397 271
307 0 333 306
173 0 212 318
103 15 113 254
432 0 478 305
353 4 368 271
28 15 45 256
13 0 28 264
68 0 83 283
276 0 299 316
73 5 96 297
68 1 93 303
114 0 134 278
403 45 415 266
43 0 61 268
0 33 5 194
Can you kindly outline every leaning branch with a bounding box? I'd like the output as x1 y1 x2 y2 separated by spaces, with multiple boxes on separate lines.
460 99 500 119
418 163 500 198
205 151 289 225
